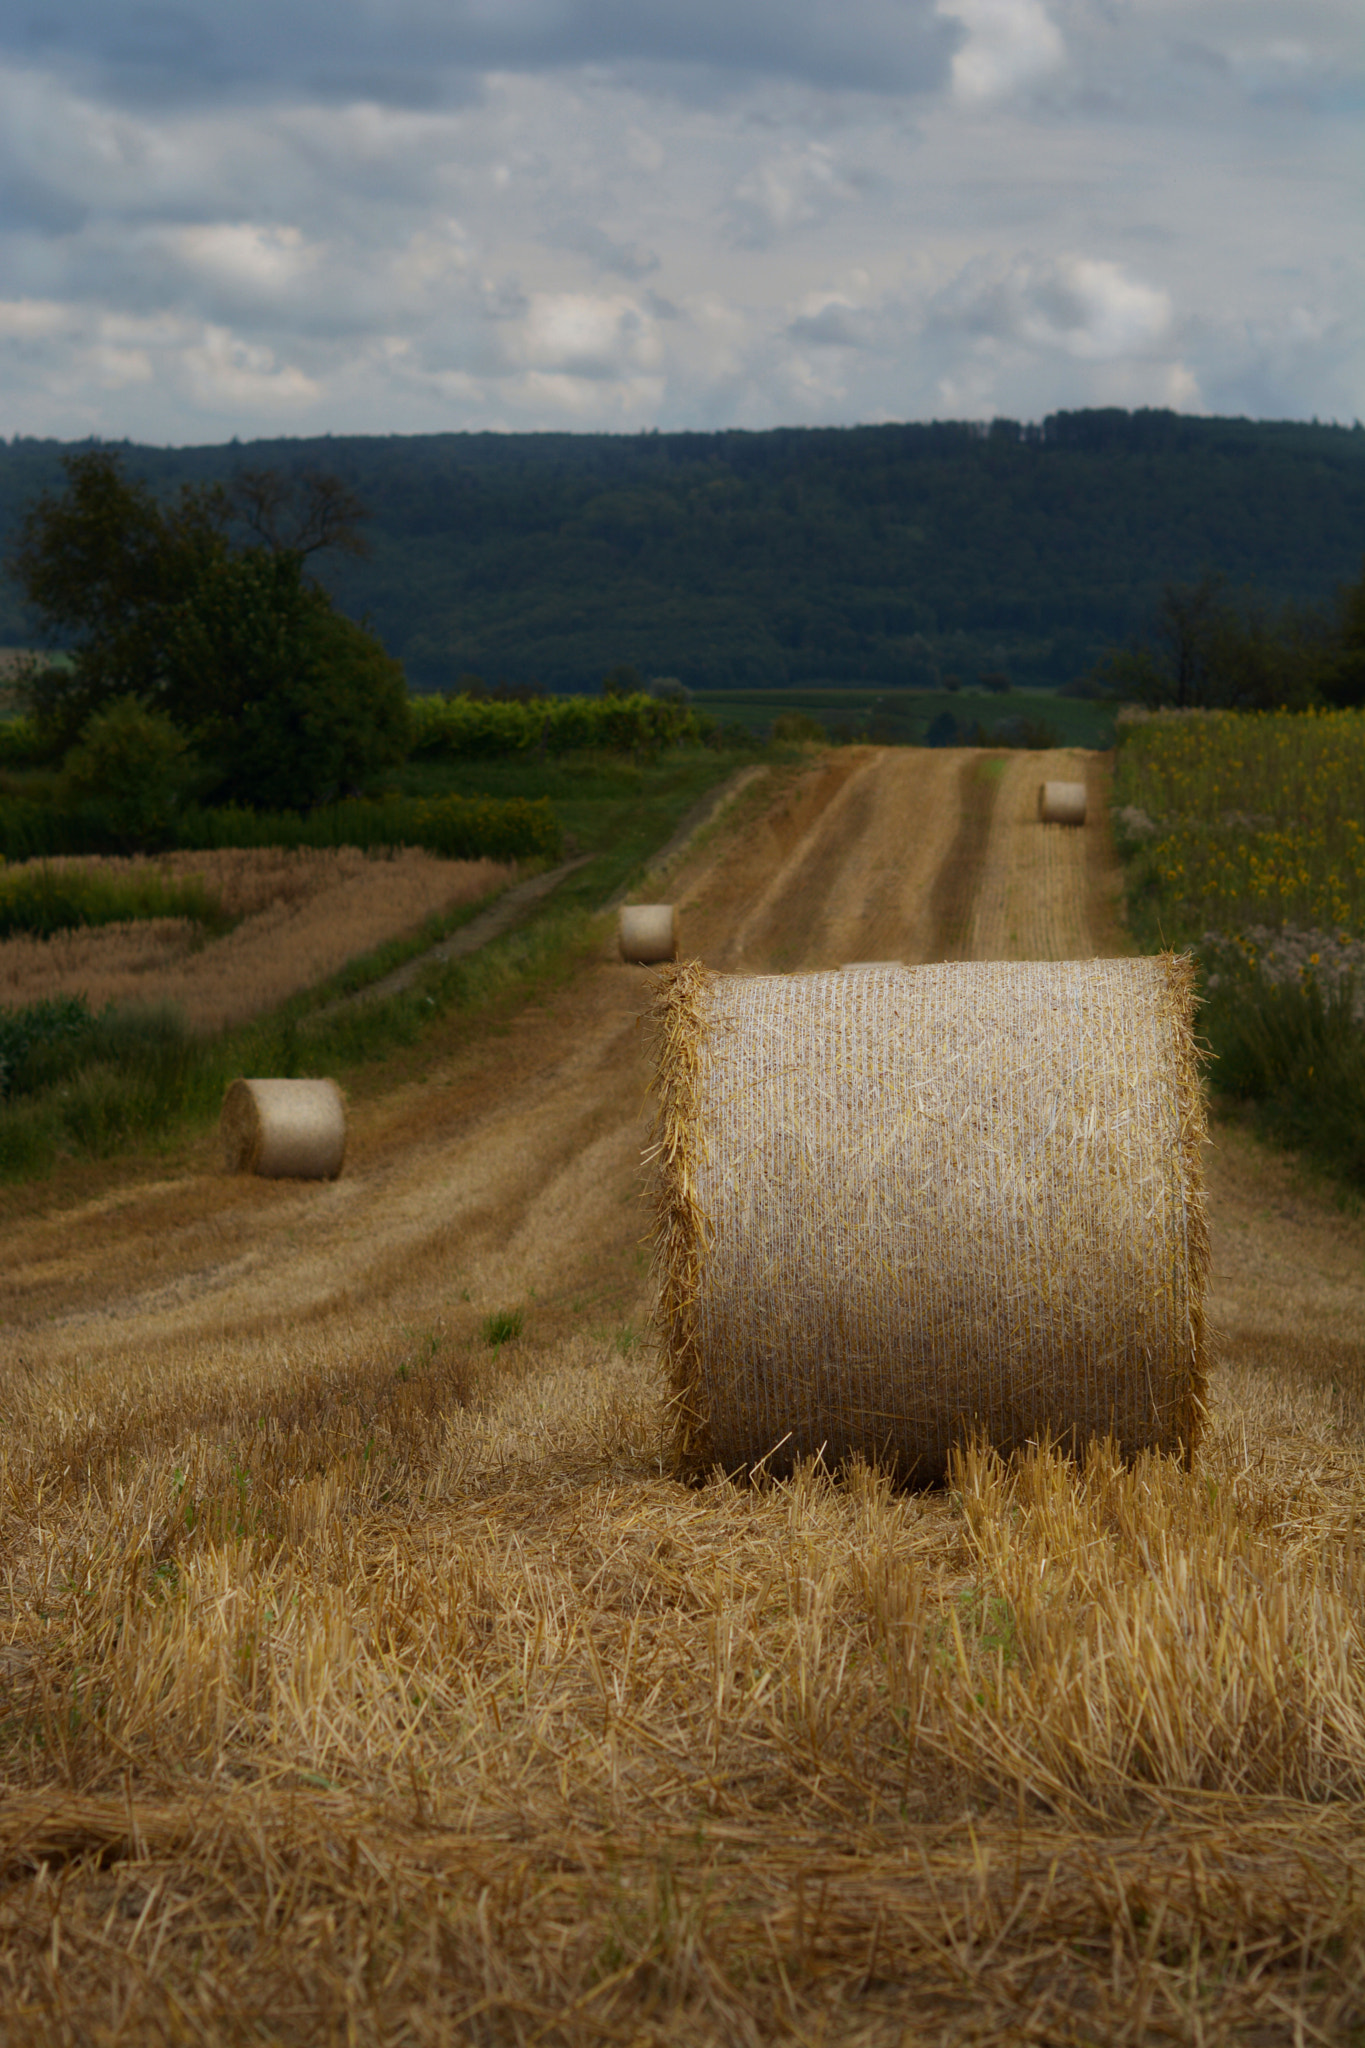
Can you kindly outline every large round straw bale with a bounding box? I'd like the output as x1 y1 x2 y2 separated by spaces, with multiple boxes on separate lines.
1038 779 1087 825
221 1078 347 1179
650 958 1207 1483
619 903 678 964
841 961 902 972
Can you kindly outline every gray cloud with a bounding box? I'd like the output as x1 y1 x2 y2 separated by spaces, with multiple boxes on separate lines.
10 0 960 107
0 2 1357 441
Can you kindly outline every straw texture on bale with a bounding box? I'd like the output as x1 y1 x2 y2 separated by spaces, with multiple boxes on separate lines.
649 957 1207 1482
841 961 902 972
619 903 678 964
221 1078 347 1180
1038 780 1087 825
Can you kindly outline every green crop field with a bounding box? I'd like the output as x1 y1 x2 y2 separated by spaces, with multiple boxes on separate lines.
692 684 1115 750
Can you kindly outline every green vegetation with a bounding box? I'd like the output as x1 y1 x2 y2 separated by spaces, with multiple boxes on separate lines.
2 411 1361 698
0 993 96 1099
0 860 226 939
1199 966 1365 1190
0 789 562 864
408 688 715 760
1114 709 1365 946
0 740 757 1181
693 684 1111 749
7 451 407 808
481 1307 525 1348
1090 566 1365 712
1113 708 1365 1188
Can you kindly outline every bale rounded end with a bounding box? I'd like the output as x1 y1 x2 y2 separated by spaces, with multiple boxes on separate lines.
221 1078 347 1180
1038 780 1087 826
619 903 678 965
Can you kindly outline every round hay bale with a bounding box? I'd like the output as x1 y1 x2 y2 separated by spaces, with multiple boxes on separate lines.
619 903 678 965
841 961 902 972
221 1078 347 1180
1038 780 1087 825
649 958 1207 1483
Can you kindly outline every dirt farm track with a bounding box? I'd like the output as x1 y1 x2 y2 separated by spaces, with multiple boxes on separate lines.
2 746 1365 2046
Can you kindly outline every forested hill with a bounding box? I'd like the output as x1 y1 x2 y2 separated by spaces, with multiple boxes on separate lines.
1 410 1363 695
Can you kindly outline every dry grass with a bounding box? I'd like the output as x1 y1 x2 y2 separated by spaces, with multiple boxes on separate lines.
0 849 514 1032
0 1313 1362 2043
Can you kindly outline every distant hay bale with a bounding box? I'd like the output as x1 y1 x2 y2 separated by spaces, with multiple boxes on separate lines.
1039 780 1087 825
650 958 1207 1483
619 904 678 964
221 1078 347 1180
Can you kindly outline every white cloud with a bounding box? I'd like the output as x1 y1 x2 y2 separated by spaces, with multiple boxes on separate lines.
938 0 1066 104
180 327 322 411
932 254 1173 359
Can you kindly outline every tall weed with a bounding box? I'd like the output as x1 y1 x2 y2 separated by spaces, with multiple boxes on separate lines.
0 861 226 938
1201 953 1365 1188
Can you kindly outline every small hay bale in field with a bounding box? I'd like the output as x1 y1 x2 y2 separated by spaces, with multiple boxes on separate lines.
1038 779 1087 825
221 1078 347 1180
619 903 678 964
649 958 1207 1483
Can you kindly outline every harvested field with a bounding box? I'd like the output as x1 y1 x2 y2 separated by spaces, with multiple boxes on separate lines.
964 748 1120 961
0 847 514 1032
0 748 1361 2046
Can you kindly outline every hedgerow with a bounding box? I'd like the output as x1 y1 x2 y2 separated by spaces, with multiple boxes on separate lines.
407 691 711 761
0 791 562 865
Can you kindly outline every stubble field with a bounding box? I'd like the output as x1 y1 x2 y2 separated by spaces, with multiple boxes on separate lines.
1 745 1362 2046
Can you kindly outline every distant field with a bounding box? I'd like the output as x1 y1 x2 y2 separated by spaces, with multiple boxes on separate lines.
691 684 1115 749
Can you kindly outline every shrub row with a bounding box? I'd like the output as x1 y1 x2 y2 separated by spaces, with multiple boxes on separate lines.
407 691 710 760
0 791 562 866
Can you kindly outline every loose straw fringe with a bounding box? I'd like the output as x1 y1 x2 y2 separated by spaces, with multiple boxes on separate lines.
647 960 716 1474
649 955 1208 1484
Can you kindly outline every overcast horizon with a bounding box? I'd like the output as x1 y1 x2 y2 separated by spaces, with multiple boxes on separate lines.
0 0 1358 446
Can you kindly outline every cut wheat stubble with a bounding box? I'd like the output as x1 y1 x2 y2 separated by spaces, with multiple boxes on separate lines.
221 1077 347 1180
650 955 1208 1482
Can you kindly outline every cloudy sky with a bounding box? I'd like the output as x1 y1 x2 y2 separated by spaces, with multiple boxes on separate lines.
0 0 1358 442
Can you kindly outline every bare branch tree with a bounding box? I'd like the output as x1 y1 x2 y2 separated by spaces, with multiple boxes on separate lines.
232 465 371 559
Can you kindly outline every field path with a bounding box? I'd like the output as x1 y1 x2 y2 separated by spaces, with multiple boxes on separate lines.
963 747 1120 961
1 744 1359 1418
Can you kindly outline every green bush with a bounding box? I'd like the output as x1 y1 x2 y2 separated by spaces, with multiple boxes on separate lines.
61 695 196 847
0 715 49 770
